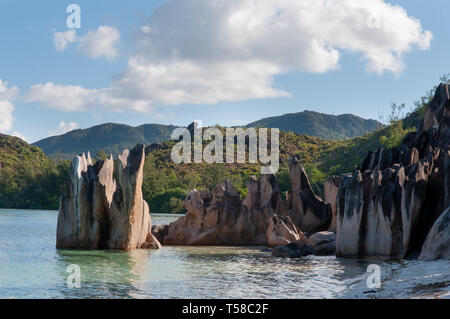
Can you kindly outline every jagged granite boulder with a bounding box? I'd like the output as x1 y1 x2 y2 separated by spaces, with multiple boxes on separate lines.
163 176 287 246
266 214 311 248
286 157 332 234
309 231 336 247
419 206 450 261
163 173 308 246
337 83 450 260
163 158 335 247
309 231 336 256
56 145 161 250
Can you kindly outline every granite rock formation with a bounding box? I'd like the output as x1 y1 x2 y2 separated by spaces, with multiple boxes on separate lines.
163 176 286 246
163 160 332 247
419 206 450 260
266 214 311 248
56 145 161 250
309 231 336 256
271 242 313 258
324 176 347 232
336 83 450 260
286 157 332 234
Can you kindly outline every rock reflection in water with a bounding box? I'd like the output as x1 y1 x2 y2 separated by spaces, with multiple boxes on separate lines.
55 249 152 298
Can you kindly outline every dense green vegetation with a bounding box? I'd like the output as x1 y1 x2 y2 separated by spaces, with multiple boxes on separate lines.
141 131 338 213
0 134 69 209
33 123 178 159
141 121 414 213
2 77 447 212
247 110 382 140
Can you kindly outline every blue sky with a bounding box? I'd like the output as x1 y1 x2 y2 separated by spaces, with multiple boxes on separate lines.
0 0 448 143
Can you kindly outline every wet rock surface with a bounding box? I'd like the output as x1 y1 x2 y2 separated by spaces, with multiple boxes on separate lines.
419 206 450 261
308 231 336 256
271 242 313 258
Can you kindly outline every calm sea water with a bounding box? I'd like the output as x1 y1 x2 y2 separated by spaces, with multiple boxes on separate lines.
0 209 448 299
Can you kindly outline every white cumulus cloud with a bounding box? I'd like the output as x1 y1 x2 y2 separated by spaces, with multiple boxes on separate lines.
0 101 15 132
12 131 27 142
78 26 120 61
0 78 19 133
54 30 78 51
0 78 19 101
50 121 79 136
24 82 151 112
53 26 120 61
118 0 432 104
35 0 431 112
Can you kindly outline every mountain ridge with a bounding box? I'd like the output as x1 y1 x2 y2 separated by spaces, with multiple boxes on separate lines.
33 122 179 159
33 110 382 159
246 110 382 140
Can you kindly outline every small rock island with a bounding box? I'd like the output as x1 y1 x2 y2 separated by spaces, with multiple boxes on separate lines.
56 145 161 250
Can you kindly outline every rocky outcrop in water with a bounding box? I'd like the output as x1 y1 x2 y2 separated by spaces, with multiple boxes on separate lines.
271 230 337 257
419 206 450 260
271 242 313 258
56 145 161 250
336 83 450 260
266 214 311 248
309 231 336 256
163 159 332 246
163 176 286 245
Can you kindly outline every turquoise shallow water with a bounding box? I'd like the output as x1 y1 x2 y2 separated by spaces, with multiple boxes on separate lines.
0 209 448 299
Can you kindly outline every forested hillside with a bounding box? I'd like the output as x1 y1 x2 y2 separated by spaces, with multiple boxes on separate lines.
247 110 382 140
33 123 178 159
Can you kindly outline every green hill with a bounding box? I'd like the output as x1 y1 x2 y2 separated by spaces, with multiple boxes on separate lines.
0 133 48 169
33 111 381 159
33 123 178 159
0 134 69 209
246 110 382 140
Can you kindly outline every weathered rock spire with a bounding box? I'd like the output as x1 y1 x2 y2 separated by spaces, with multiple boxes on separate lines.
56 145 161 250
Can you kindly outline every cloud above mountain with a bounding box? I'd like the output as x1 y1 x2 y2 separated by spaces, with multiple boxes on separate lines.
0 78 19 133
50 121 79 136
29 0 432 112
24 82 151 112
